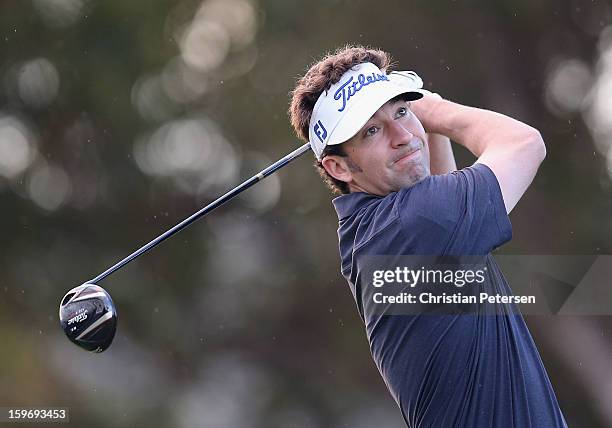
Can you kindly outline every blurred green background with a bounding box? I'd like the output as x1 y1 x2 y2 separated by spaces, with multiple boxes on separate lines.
1 0 612 426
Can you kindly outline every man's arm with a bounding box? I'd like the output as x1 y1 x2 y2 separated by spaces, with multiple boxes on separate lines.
427 133 457 175
412 95 546 213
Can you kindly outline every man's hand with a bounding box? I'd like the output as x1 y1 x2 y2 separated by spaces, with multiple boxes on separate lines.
410 91 445 132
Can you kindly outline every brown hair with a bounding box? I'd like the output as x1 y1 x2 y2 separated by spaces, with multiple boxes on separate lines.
288 45 393 194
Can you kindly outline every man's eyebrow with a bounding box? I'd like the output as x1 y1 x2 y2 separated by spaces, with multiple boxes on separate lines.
357 99 410 135
370 100 406 120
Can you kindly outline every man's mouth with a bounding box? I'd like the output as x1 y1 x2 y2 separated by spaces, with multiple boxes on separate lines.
393 140 423 164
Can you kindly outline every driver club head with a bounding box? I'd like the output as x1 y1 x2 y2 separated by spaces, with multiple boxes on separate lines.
59 283 117 353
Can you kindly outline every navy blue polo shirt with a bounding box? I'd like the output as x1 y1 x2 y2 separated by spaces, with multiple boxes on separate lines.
333 163 567 427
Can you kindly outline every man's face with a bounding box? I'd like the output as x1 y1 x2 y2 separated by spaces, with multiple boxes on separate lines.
322 98 430 196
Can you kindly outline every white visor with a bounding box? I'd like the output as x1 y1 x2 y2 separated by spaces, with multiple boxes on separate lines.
308 62 426 160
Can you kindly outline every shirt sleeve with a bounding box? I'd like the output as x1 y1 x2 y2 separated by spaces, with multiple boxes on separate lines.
396 163 512 255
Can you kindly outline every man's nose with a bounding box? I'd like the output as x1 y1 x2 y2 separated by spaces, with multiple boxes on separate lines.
388 121 414 148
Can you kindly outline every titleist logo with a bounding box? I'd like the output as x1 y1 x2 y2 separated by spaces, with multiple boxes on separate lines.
334 72 389 112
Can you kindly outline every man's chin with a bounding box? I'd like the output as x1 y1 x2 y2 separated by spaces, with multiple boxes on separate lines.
397 164 430 190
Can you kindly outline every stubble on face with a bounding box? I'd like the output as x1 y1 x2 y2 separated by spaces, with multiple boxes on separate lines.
385 155 428 192
394 159 430 190
388 136 431 190
344 156 363 173
344 135 431 195
337 99 432 195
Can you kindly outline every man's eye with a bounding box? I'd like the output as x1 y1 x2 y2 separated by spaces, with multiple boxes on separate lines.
396 107 408 117
365 126 378 137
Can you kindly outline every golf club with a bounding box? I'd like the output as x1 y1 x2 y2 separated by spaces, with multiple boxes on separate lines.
59 142 312 352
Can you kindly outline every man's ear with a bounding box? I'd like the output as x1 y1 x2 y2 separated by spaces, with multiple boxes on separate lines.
321 155 354 184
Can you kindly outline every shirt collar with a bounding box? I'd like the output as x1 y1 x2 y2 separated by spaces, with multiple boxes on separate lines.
332 192 382 221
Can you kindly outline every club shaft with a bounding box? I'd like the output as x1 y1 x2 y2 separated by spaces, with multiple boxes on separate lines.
89 143 312 284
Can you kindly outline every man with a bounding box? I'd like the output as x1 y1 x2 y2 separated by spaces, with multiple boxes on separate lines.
289 46 567 427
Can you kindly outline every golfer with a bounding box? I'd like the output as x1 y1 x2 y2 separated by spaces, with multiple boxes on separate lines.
289 46 567 427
